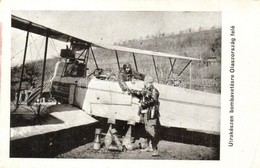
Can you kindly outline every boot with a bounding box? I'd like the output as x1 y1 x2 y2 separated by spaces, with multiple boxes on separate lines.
152 149 159 156
140 146 153 152
141 140 152 152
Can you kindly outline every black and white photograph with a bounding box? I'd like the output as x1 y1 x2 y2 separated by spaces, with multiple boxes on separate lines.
9 11 221 159
1 1 260 168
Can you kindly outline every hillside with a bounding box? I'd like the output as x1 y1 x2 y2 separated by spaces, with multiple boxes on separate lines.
11 28 221 98
84 28 221 92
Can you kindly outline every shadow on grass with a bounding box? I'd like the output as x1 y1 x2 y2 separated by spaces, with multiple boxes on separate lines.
10 114 64 127
10 123 98 158
10 117 219 159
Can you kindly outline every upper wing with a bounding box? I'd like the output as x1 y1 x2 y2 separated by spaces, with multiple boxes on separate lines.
93 43 202 61
12 15 91 45
12 14 202 61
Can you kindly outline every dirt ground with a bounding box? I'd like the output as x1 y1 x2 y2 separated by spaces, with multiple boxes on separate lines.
57 139 218 160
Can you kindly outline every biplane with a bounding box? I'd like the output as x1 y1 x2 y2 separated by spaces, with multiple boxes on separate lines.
11 15 220 136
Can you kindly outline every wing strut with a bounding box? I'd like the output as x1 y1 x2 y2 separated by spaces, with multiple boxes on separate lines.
90 46 98 69
178 60 192 76
15 25 30 109
132 53 138 72
77 48 87 61
167 58 176 79
152 56 159 83
189 61 192 89
38 31 49 115
84 49 90 76
115 50 120 70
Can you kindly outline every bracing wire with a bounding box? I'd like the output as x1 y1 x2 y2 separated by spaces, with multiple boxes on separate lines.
11 31 26 41
50 38 59 56
11 35 41 60
29 37 33 63
42 38 62 77
31 34 45 62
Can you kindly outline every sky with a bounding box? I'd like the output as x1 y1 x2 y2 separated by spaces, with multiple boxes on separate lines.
11 11 221 66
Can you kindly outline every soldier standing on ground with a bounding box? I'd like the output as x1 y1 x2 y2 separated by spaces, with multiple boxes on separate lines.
131 76 161 156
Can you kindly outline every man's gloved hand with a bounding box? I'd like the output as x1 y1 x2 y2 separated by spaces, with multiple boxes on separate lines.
135 90 142 95
141 102 148 109
127 88 133 95
141 89 146 96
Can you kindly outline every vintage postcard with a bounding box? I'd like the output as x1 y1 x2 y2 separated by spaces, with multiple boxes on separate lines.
0 0 260 168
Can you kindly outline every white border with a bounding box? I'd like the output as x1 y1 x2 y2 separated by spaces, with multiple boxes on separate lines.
1 0 260 168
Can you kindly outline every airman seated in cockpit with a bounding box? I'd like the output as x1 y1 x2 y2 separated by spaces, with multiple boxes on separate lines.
118 63 145 92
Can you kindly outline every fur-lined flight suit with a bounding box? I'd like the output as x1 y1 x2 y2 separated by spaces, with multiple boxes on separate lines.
131 84 161 150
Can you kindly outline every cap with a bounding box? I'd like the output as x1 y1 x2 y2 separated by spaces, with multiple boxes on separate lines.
144 76 154 84
123 63 131 69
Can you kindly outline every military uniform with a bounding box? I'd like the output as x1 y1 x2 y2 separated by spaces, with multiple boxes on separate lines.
131 77 160 156
140 84 160 153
